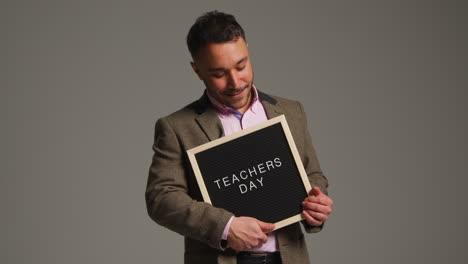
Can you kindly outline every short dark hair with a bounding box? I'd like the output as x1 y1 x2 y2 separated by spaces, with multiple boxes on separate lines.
187 10 246 59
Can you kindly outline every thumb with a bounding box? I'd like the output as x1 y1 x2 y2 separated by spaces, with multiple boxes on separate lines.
257 220 275 232
310 186 322 196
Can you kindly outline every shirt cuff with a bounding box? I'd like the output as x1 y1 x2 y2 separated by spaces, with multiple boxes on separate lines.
221 216 235 240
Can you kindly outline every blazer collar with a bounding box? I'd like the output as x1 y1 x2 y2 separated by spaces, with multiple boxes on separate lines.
194 89 284 141
258 90 284 119
193 91 223 141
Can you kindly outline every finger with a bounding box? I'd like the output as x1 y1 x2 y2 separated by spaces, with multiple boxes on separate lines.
304 210 328 222
302 210 323 226
302 201 332 215
251 234 268 248
305 195 333 206
257 220 275 233
309 187 322 196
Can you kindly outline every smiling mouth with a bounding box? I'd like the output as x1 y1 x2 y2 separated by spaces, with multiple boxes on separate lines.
225 85 248 96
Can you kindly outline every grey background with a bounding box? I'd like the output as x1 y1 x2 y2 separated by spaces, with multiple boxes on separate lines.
4 0 467 263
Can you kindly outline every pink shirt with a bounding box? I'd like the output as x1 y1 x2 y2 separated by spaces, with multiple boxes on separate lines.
207 85 278 252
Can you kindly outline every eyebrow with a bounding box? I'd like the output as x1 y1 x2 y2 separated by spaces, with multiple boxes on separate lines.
207 57 248 72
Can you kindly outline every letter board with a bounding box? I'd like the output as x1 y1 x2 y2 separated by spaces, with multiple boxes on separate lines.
187 115 312 230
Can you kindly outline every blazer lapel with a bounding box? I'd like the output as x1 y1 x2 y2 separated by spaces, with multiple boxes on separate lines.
258 90 284 119
193 89 282 141
194 92 224 141
195 110 224 141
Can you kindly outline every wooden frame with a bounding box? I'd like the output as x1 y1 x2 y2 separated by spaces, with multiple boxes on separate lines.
187 115 312 230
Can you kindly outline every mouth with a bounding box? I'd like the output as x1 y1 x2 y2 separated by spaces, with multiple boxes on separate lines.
225 85 248 97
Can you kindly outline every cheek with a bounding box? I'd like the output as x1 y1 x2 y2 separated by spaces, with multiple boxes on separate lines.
240 67 253 81
209 79 227 93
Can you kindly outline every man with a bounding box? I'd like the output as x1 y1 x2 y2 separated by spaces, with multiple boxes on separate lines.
145 11 333 264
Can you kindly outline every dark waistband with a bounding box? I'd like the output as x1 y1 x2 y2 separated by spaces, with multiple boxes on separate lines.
237 251 280 257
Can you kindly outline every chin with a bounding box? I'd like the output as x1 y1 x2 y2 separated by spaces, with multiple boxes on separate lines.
232 98 250 110
222 86 252 110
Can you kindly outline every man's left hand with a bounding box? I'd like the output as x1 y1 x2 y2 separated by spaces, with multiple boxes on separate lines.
301 187 333 226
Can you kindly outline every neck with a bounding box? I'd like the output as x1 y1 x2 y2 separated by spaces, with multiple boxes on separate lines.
238 90 253 114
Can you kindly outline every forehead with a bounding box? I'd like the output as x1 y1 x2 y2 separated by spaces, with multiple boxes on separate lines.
195 38 249 68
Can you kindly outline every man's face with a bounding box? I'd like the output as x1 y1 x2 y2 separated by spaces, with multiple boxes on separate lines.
191 37 254 113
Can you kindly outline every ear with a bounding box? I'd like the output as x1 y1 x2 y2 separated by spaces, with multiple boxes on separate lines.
190 61 203 80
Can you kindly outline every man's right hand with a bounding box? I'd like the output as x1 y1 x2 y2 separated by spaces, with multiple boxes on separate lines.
227 216 275 251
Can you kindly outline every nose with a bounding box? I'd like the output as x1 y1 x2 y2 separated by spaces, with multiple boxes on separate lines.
227 70 240 89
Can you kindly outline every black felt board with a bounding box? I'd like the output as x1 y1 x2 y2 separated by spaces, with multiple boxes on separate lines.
194 123 308 223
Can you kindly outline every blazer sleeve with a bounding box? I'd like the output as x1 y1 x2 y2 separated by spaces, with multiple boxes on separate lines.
145 117 234 250
296 101 330 233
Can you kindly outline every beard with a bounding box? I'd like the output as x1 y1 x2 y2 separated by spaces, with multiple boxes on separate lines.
204 77 255 111
223 84 249 96
224 83 252 110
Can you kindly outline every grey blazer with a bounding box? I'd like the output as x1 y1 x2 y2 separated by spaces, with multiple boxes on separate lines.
145 91 329 264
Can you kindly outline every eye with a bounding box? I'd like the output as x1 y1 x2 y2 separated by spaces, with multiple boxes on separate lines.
212 73 224 79
237 65 246 71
